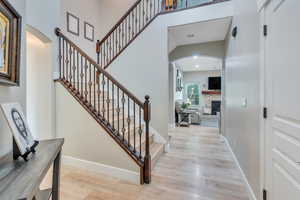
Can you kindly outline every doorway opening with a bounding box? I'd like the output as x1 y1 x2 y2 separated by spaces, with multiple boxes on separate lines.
26 25 54 140
168 17 231 135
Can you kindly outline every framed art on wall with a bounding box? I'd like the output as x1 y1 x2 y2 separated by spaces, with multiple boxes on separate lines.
0 0 22 86
67 12 79 36
84 22 94 42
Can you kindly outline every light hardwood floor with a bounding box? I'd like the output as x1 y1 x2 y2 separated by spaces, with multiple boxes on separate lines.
42 126 249 200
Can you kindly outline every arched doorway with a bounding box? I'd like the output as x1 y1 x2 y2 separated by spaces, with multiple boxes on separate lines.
26 25 54 140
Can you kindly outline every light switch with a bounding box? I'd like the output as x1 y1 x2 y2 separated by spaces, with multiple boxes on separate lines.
242 97 247 108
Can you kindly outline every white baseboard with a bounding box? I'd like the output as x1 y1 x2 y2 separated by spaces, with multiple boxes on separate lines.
151 126 167 144
62 156 140 184
222 136 258 200
168 123 176 130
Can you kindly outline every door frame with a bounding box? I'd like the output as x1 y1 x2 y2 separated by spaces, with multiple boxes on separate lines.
259 0 290 199
259 1 269 199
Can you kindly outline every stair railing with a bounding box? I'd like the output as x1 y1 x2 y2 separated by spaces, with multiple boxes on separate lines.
96 0 162 68
55 28 152 184
96 0 229 69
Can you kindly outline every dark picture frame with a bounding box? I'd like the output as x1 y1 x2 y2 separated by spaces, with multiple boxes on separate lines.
84 22 94 42
67 12 79 36
0 0 22 86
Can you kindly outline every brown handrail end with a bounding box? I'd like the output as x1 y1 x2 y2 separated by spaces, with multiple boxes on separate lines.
55 27 61 36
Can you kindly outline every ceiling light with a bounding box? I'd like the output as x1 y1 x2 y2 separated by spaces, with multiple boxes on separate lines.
195 65 200 68
193 55 198 59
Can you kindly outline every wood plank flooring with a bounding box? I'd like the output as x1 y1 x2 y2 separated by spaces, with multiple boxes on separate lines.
41 126 249 200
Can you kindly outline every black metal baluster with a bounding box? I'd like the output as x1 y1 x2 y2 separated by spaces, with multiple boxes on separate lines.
77 51 79 93
73 48 76 89
107 77 110 124
62 39 65 80
102 73 105 119
58 37 62 79
139 107 142 158
69 45 72 86
122 92 125 141
127 97 130 147
84 58 88 101
117 87 120 135
112 84 115 130
133 103 136 152
143 0 145 27
80 55 83 97
93 66 96 110
65 42 68 83
97 70 101 116
89 62 92 106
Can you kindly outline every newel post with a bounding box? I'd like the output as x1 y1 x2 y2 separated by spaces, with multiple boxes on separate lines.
143 95 151 184
96 40 100 64
55 28 62 79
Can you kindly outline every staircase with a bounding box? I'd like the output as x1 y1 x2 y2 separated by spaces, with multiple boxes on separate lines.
55 28 166 184
55 0 229 185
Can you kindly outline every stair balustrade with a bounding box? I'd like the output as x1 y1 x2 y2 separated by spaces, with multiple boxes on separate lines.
56 28 152 184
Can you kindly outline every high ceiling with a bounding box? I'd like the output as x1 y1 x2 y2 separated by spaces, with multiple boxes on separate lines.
175 56 222 72
168 17 232 49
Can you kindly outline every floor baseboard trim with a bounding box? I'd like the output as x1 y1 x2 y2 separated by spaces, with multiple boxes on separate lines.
62 156 140 184
222 136 258 200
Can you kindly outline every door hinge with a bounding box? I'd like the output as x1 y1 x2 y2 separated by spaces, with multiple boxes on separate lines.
263 25 268 36
263 189 267 200
263 107 268 119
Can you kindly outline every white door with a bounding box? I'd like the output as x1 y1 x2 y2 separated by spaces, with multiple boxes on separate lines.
265 0 300 199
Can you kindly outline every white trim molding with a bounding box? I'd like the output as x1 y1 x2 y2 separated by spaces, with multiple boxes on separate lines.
151 126 167 144
222 136 258 200
62 156 140 184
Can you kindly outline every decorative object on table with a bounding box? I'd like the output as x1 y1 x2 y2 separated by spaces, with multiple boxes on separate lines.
67 12 79 36
0 0 21 86
84 21 94 42
1 103 39 161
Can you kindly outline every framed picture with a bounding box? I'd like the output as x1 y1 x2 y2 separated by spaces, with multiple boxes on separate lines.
84 22 94 42
0 0 22 86
67 12 79 36
1 103 35 155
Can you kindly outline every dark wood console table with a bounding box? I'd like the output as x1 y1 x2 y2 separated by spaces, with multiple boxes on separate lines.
0 139 64 200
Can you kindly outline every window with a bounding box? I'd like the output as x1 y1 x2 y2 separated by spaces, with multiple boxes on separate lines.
186 83 200 106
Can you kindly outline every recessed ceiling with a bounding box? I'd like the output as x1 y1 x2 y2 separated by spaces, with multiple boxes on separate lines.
175 56 222 72
169 17 232 48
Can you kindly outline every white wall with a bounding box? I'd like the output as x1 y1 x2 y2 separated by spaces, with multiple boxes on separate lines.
55 83 139 174
0 0 26 157
183 70 221 109
25 0 61 139
108 1 234 140
60 0 135 60
224 0 261 198
26 32 53 140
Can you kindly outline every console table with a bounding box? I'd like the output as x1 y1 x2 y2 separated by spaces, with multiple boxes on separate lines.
0 139 64 200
